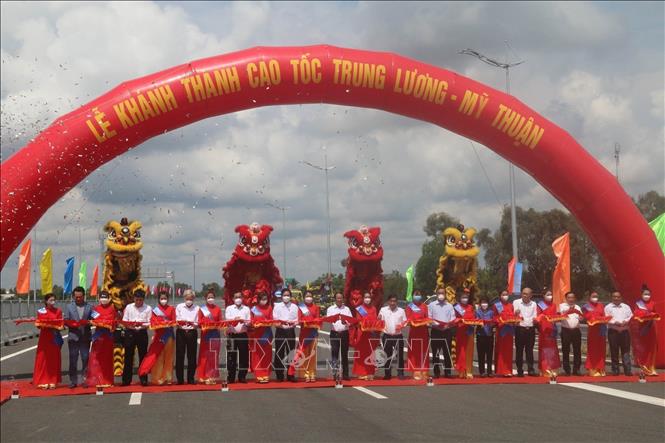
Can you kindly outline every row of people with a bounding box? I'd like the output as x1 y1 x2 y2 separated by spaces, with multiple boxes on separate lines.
29 285 659 388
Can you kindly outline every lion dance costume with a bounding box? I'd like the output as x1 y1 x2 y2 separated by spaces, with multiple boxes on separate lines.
343 225 384 310
102 217 147 375
222 223 283 306
436 224 479 377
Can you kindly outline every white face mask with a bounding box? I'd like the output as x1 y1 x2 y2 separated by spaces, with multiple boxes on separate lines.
259 299 268 306
501 295 509 302
282 296 291 304
481 303 489 310
544 295 553 302
642 294 651 301
160 299 168 306
364 298 372 305
234 298 242 306
47 299 56 306
590 297 599 303
100 298 110 306
206 298 215 305
460 298 469 304
185 300 193 307
305 297 314 304
437 295 446 302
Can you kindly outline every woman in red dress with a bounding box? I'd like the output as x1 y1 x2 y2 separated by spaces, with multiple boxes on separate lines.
250 292 273 383
454 292 476 379
351 292 379 380
493 291 515 377
582 291 607 376
631 286 659 376
290 292 320 382
536 291 561 377
196 290 223 384
86 291 118 387
406 293 430 380
139 293 176 385
33 293 64 389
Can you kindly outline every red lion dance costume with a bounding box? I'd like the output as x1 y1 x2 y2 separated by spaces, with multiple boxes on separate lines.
222 223 283 306
343 226 384 310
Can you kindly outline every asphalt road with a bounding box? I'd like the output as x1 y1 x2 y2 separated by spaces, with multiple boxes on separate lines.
2 332 664 443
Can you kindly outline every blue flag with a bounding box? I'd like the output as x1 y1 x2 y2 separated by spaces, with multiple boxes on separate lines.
64 257 75 295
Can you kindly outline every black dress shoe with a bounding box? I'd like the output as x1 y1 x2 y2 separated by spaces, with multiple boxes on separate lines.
238 379 247 384
68 383 77 389
488 373 494 378
517 372 525 378
480 373 487 378
121 382 130 387
287 375 296 382
140 381 148 387
383 374 392 380
564 371 571 376
527 370 538 377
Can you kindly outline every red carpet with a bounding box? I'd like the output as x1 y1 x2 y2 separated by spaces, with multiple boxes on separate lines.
2 373 663 404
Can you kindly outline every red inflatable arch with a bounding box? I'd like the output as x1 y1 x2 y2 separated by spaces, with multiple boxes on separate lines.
1 45 663 364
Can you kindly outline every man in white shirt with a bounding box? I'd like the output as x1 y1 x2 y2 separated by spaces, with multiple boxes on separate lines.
513 288 538 377
272 289 299 382
121 289 152 386
428 288 456 378
378 295 407 380
175 289 200 384
326 292 352 380
559 291 583 376
225 292 251 383
604 291 633 376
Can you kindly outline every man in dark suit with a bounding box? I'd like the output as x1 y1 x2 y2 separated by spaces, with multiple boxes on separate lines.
64 286 93 387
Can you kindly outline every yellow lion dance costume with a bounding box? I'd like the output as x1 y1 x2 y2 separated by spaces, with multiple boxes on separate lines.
436 224 479 302
102 217 146 375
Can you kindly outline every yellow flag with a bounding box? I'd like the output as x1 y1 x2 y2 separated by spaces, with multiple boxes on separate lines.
40 248 53 295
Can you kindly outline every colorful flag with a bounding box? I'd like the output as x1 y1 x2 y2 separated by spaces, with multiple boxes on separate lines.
16 239 32 294
506 257 523 295
64 257 75 295
405 264 414 302
39 248 53 295
649 212 665 254
78 261 87 289
551 232 571 306
90 264 99 296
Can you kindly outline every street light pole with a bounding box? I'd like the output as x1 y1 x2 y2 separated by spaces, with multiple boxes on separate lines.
266 202 289 279
193 253 196 293
301 149 336 283
460 48 524 262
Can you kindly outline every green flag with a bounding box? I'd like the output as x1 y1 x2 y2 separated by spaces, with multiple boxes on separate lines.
78 261 87 289
405 265 414 302
649 212 665 255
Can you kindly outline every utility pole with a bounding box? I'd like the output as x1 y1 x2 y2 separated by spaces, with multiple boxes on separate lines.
614 143 621 182
460 47 525 262
302 148 336 284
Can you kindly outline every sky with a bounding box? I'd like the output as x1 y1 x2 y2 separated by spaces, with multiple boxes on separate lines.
1 1 663 292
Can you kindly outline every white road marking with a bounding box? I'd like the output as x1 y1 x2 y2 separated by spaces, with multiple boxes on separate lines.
560 383 665 408
0 335 68 362
353 386 388 399
128 392 142 405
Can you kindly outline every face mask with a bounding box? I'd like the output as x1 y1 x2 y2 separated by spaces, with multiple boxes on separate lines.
282 296 291 304
160 299 168 306
481 303 489 310
234 298 242 306
437 295 446 302
545 295 553 302
413 296 422 303
47 299 56 306
259 299 268 306
642 294 651 301
100 298 110 306
590 297 599 303
364 298 372 305
460 298 469 304
185 300 193 307
501 295 509 302
207 298 215 305
305 297 314 304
